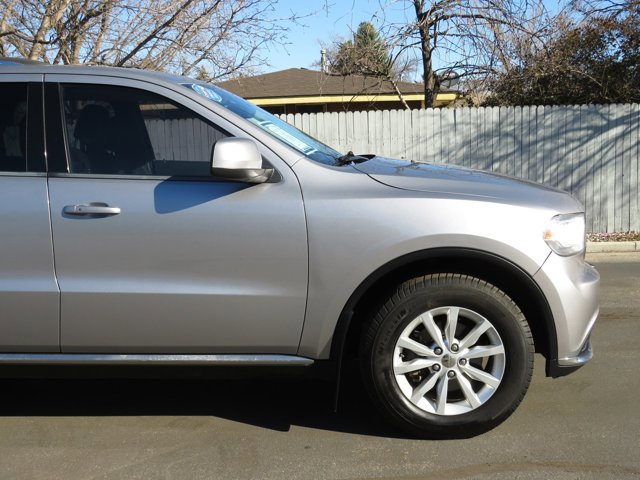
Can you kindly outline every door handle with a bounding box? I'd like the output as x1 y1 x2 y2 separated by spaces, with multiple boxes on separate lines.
63 203 121 216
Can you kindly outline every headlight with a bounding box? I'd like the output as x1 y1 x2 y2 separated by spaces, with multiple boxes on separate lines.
543 213 586 256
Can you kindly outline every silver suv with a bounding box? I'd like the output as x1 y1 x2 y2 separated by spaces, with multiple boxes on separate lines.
0 59 599 438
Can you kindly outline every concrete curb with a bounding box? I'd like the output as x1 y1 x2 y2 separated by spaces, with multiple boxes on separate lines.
586 241 640 253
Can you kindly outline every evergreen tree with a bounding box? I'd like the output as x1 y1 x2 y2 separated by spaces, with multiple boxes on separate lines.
331 22 392 77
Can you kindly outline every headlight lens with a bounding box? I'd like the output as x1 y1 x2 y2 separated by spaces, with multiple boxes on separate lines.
543 213 586 256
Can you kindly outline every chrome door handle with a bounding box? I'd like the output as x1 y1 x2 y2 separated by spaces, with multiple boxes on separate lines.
63 203 121 216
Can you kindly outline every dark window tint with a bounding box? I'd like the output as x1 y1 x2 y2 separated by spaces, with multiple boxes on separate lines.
0 83 28 172
61 85 227 176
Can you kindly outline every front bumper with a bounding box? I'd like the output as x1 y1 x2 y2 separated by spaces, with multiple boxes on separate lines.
547 337 594 377
534 253 600 378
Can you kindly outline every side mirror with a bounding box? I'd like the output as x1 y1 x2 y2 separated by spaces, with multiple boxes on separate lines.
211 137 274 183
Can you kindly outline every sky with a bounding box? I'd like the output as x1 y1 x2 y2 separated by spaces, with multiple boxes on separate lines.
264 0 563 75
266 0 413 72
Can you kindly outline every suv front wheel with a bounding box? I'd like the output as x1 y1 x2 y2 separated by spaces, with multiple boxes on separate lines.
360 273 534 438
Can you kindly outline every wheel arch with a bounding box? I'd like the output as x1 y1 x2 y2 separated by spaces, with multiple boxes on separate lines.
331 248 557 374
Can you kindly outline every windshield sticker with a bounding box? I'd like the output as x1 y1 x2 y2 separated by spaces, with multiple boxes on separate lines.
190 84 222 103
256 120 318 155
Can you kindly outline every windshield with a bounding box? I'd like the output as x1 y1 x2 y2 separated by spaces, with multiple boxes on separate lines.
183 82 342 166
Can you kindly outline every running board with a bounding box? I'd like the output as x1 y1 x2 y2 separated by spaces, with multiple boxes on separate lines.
0 354 314 367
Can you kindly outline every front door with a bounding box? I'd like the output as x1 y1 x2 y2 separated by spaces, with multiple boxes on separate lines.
45 78 308 353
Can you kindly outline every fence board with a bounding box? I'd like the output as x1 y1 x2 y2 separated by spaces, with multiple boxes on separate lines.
390 110 399 159
524 106 535 182
631 104 640 233
606 106 617 232
620 104 631 232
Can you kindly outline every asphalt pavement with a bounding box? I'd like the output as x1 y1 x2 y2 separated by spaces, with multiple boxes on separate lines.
0 253 639 480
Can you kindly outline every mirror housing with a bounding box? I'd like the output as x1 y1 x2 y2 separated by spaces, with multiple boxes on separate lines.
211 137 274 183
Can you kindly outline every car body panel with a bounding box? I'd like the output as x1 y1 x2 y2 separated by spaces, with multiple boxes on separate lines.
48 176 308 353
0 175 60 351
353 156 580 210
533 253 600 361
292 158 563 358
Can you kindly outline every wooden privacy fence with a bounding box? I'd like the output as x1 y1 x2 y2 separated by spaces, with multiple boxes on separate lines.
279 105 640 233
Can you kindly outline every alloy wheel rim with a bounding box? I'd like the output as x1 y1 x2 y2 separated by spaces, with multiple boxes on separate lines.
393 306 505 416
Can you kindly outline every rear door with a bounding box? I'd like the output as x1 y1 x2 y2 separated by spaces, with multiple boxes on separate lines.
0 76 59 352
44 75 308 354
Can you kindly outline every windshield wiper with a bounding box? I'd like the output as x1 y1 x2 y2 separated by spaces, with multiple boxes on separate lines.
336 151 369 166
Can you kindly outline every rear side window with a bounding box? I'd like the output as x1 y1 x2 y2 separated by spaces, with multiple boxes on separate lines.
61 84 228 177
0 83 28 172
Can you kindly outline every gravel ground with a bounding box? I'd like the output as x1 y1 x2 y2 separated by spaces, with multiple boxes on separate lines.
587 231 640 242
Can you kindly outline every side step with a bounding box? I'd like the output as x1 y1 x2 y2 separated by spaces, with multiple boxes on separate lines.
0 354 314 366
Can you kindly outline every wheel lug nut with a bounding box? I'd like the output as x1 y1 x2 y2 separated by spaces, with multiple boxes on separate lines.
459 358 467 366
432 364 441 372
451 344 459 352
434 348 443 355
447 370 456 378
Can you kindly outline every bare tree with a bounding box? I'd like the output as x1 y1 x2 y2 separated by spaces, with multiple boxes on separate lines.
487 0 640 105
569 0 639 18
0 0 299 80
371 0 550 107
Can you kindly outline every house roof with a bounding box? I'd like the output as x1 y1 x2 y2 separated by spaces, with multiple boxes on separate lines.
217 68 428 99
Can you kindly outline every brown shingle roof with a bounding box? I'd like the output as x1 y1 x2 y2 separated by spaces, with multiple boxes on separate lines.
216 68 426 99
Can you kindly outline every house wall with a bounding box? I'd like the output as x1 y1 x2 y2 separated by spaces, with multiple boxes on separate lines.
262 101 424 115
279 105 640 233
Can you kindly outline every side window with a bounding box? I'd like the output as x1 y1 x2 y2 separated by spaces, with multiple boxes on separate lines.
61 84 228 176
0 83 28 172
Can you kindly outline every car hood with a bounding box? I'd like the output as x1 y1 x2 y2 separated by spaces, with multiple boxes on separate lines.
353 157 582 211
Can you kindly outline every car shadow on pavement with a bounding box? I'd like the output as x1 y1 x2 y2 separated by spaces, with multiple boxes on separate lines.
0 365 411 439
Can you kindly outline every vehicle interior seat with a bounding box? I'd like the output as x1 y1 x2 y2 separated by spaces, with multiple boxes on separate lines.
72 104 119 174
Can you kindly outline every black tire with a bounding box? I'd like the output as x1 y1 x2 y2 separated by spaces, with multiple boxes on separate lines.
360 273 534 438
